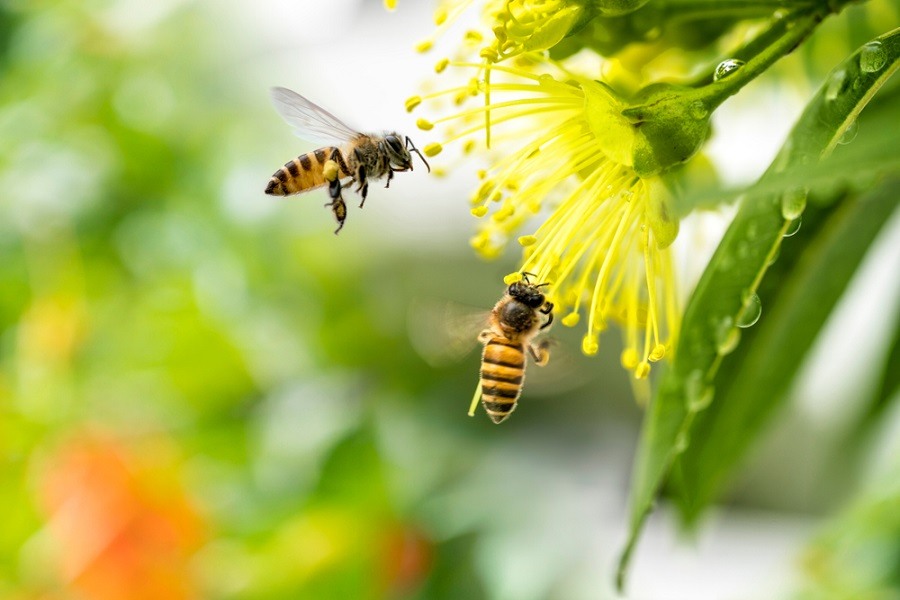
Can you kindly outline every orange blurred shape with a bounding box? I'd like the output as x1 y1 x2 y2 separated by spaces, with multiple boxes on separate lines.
380 524 433 596
37 435 206 600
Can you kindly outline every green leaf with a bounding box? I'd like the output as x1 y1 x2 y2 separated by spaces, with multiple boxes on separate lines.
673 177 900 524
856 308 900 435
616 27 900 591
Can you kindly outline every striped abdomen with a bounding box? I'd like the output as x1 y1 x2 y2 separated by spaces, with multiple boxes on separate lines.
265 146 350 196
480 337 526 424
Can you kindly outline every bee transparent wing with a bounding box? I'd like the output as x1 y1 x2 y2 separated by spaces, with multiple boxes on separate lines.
270 87 361 145
407 298 490 368
523 336 590 395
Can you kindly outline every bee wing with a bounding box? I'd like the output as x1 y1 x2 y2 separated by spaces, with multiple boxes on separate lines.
523 336 590 395
270 87 361 145
407 298 491 367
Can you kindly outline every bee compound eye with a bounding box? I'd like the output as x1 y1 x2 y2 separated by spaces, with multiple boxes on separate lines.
386 135 403 153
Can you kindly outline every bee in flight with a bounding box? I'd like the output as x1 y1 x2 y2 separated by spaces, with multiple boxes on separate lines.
475 273 554 424
265 87 430 233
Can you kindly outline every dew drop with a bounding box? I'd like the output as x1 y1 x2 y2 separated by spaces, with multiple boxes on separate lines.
838 120 858 145
783 217 802 238
767 244 781 266
715 316 740 355
737 293 762 328
674 429 690 454
713 59 745 82
689 100 708 120
824 69 847 101
859 41 887 73
686 370 714 412
781 186 807 221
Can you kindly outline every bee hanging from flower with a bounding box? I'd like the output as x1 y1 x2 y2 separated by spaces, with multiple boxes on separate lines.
265 87 430 234
475 272 554 424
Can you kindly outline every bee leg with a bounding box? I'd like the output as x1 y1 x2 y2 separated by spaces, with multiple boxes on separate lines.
358 180 369 208
539 302 554 329
326 178 347 234
477 329 493 344
328 197 347 234
528 340 551 366
385 169 394 189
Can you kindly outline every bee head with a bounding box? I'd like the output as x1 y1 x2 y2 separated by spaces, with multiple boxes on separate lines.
507 280 546 309
384 133 431 174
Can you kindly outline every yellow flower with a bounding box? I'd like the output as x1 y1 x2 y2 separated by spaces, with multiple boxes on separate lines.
411 58 680 378
413 0 585 65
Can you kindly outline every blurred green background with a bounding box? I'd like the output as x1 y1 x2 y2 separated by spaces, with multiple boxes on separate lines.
0 2 897 599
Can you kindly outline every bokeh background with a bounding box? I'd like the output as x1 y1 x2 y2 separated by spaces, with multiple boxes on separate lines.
1 1 898 599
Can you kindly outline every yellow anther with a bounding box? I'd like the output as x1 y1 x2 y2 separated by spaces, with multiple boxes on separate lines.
463 139 476 154
634 361 651 379
470 206 489 217
464 30 484 43
474 180 494 202
491 204 513 221
581 334 599 356
435 58 450 73
649 343 666 362
621 348 640 370
480 47 499 62
415 39 434 53
469 233 489 249
503 272 523 285
384 0 397 10
405 96 422 112
433 6 448 25
416 118 434 131
517 235 537 246
561 313 580 327
423 142 442 157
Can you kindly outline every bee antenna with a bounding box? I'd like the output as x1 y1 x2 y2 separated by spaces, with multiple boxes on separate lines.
520 271 537 283
406 136 431 173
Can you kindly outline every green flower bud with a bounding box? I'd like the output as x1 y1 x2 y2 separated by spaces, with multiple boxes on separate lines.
623 83 711 177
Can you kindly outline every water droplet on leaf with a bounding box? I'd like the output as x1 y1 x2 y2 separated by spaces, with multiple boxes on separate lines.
714 59 745 81
686 370 714 412
689 100 708 119
838 120 858 145
737 294 762 328
859 41 887 73
715 316 740 355
781 186 807 220
825 69 847 101
783 217 802 238
674 429 690 454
